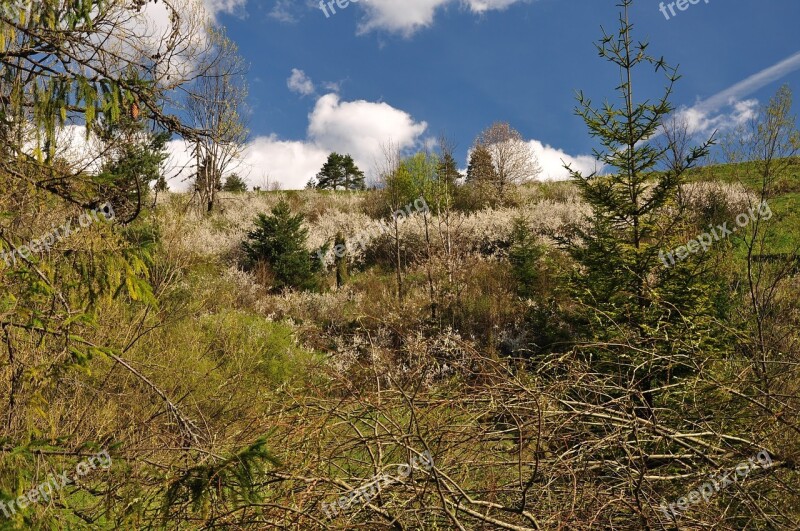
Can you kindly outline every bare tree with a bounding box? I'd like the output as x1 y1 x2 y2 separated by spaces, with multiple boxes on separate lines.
475 122 541 200
660 112 697 173
375 142 407 300
722 85 800 404
186 26 249 213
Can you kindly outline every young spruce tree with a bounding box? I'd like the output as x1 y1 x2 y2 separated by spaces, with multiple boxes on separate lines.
243 200 317 292
566 0 718 417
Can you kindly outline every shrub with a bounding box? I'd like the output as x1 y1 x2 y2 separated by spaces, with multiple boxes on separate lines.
242 200 318 292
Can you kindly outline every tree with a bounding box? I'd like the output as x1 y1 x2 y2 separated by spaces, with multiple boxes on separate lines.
242 200 317 292
154 176 170 194
463 144 501 209
222 174 248 193
465 145 496 183
94 111 170 222
509 219 543 300
0 0 208 214
315 153 365 191
376 143 415 299
474 122 540 199
565 0 715 419
188 27 249 213
660 112 694 175
722 85 800 401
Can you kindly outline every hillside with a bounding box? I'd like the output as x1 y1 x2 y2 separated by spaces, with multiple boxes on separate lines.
2 1 800 528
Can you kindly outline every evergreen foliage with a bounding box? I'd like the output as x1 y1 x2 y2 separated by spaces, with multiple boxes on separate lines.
242 200 318 292
222 174 248 193
565 0 718 415
315 153 366 191
466 145 496 183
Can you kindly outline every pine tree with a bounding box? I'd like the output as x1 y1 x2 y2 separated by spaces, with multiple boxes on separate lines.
509 219 543 300
565 0 716 418
154 175 169 193
465 145 496 183
95 113 170 222
342 154 366 191
316 153 365 191
437 151 461 188
222 174 248 192
242 201 317 292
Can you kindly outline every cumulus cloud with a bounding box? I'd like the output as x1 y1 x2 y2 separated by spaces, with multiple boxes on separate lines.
673 99 759 138
307 94 428 162
165 93 429 190
357 0 529 36
287 69 316 96
202 0 247 19
269 0 298 23
527 140 601 181
240 137 330 190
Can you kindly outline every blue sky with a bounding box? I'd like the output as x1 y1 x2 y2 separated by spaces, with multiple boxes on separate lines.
193 0 800 189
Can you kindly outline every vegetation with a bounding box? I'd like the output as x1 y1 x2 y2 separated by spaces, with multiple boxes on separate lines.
222 173 248 193
1 0 799 530
313 152 366 191
242 200 319 292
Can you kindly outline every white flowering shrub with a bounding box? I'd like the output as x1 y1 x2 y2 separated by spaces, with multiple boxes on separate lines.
159 182 753 273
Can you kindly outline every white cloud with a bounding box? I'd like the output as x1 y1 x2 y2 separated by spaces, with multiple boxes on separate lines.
202 0 247 19
165 93 429 190
673 99 759 138
693 50 800 115
269 0 298 23
307 94 428 164
663 49 800 138
527 140 600 181
240 137 330 190
357 0 529 36
287 69 316 96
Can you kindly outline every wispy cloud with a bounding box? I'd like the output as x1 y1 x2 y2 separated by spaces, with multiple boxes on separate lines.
693 50 800 114
674 50 800 137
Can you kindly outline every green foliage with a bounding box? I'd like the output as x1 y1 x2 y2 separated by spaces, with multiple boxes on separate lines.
222 174 248 193
565 0 720 415
402 152 439 205
379 152 438 216
508 219 543 299
154 175 169 193
437 152 461 188
462 145 502 209
466 145 496 183
315 153 365 191
162 438 281 522
242 200 318 292
95 117 170 222
0 2 157 157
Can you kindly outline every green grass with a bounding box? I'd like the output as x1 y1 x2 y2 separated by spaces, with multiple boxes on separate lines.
688 158 800 255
